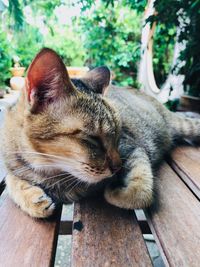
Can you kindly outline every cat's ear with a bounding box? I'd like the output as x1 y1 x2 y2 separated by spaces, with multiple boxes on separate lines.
26 48 74 113
82 66 111 95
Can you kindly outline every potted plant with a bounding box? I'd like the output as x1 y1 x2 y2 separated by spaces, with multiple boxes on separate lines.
10 56 25 91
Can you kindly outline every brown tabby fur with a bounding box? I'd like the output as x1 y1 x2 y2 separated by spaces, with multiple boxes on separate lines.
1 48 200 218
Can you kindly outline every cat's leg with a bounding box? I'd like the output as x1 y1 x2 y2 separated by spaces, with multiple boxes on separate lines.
104 147 153 209
6 174 55 218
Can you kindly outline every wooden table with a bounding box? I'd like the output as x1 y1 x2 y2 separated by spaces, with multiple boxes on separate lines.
0 146 200 267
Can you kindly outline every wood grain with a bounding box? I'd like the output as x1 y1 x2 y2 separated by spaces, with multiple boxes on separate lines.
71 197 152 267
170 146 200 199
146 163 200 267
0 195 61 267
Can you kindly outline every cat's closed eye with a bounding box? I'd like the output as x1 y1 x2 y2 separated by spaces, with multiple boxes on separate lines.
69 129 82 135
88 135 104 148
82 135 105 151
39 129 82 139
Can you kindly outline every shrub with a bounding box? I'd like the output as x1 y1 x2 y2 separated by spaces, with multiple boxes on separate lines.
80 2 142 87
0 27 12 87
13 25 44 69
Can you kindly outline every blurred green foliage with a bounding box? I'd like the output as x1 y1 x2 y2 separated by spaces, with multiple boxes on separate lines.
0 26 12 86
80 2 142 87
0 0 86 88
44 25 86 67
7 0 24 29
1 0 200 97
13 24 86 69
0 0 142 88
14 26 43 68
153 25 176 87
90 0 200 96
79 0 175 88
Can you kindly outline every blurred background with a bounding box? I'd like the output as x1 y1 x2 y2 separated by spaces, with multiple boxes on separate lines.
0 0 200 109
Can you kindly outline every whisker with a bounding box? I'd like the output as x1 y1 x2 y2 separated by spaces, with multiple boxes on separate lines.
44 176 71 189
4 152 85 165
46 177 78 191
13 166 32 175
42 176 76 187
43 172 78 189
67 180 83 195
5 151 83 162
11 164 70 176
41 173 74 182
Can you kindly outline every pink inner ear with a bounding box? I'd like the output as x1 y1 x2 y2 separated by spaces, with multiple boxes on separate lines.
102 86 109 97
26 48 74 109
25 78 32 103
29 87 37 106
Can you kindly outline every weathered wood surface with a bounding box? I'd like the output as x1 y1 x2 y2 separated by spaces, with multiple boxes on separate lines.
71 197 152 267
0 195 61 267
146 163 200 267
170 146 200 199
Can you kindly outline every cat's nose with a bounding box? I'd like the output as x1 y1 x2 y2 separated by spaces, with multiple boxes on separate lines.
107 151 122 174
110 161 122 173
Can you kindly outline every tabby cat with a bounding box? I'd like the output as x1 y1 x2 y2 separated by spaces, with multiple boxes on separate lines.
1 48 200 218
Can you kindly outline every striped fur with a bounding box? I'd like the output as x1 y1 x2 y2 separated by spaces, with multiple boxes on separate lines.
1 49 200 217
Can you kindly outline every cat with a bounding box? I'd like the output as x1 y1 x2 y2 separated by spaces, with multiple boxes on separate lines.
1 48 200 218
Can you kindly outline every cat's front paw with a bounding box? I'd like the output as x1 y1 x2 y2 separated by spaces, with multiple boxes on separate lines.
104 181 153 209
6 175 56 218
22 186 55 218
18 185 55 218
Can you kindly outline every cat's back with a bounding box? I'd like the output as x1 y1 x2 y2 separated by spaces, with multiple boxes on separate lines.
106 85 172 163
106 85 169 120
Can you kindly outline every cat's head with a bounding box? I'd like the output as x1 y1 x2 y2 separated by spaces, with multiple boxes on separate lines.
22 48 121 183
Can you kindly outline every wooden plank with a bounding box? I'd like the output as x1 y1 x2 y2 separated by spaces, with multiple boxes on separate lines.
170 146 200 199
146 163 200 267
0 195 61 267
71 197 152 267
